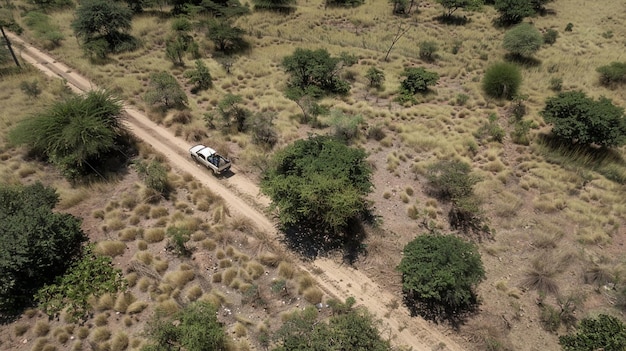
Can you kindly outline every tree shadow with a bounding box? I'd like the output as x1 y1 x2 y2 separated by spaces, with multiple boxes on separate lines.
504 53 541 68
403 290 480 330
434 14 470 26
537 133 626 184
281 211 373 263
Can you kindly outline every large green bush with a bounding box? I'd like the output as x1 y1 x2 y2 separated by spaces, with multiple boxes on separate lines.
399 67 440 94
541 91 626 148
482 62 522 99
503 23 543 57
261 135 372 234
559 314 626 351
0 183 87 315
9 90 129 179
282 48 351 99
397 233 485 320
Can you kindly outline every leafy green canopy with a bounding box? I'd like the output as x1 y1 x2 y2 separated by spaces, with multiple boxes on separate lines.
400 67 440 94
261 135 372 233
282 48 351 99
542 91 626 148
494 0 534 25
273 299 391 351
9 90 128 179
144 72 188 108
559 314 626 351
72 0 132 43
436 0 483 17
596 61 626 87
142 301 228 351
503 23 543 57
397 233 485 317
253 0 297 11
0 183 87 315
36 245 126 322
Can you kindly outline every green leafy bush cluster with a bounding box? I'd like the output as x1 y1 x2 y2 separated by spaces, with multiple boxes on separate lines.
0 183 87 315
397 233 485 320
36 245 126 322
261 135 372 234
541 91 626 148
596 61 626 87
283 48 351 99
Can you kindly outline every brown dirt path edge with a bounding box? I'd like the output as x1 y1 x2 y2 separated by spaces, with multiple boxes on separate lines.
7 31 465 351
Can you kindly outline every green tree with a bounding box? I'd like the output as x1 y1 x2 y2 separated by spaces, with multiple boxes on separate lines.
72 0 134 53
9 90 129 179
390 0 417 15
35 245 126 322
273 300 391 351
503 23 543 58
144 72 188 108
397 233 485 320
494 0 534 25
282 48 351 99
541 91 626 148
206 19 247 53
253 0 297 12
559 314 626 351
399 67 439 94
184 60 213 93
596 61 626 87
142 301 228 351
436 0 482 17
482 62 522 99
0 183 87 315
215 94 251 132
165 34 192 66
261 135 372 234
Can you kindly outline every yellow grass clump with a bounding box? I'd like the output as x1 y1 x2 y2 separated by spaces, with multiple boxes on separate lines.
127 300 149 314
164 269 196 289
110 332 129 351
94 240 126 257
278 261 295 279
302 286 324 304
114 292 137 313
90 327 111 343
34 320 50 337
144 228 165 243
222 267 238 286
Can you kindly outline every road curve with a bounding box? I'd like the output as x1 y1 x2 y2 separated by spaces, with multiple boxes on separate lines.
6 31 466 351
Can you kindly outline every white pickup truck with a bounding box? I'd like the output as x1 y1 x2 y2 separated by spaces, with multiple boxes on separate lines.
189 144 231 175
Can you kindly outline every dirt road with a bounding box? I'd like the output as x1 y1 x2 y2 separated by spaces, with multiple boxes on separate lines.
7 32 465 351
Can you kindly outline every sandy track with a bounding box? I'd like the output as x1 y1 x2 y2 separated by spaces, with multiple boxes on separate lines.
7 32 465 351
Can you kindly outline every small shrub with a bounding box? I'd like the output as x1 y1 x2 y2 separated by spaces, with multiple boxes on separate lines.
400 67 440 94
540 304 561 332
482 62 522 100
549 77 563 92
365 67 385 89
419 41 438 62
367 125 386 141
278 261 295 279
543 29 558 45
20 80 42 99
564 23 573 32
503 23 543 58
522 259 559 295
596 61 626 87
126 301 148 314
477 113 505 143
302 286 323 304
14 323 29 336
329 110 364 143
456 93 469 106
110 332 129 351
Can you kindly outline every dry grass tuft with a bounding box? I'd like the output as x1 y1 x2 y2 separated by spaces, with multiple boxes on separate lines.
114 292 137 313
186 284 203 301
119 227 143 241
259 252 280 267
34 320 50 337
135 251 153 265
246 261 265 280
155 299 180 316
521 255 563 295
164 269 195 289
230 215 255 232
302 286 324 304
14 323 29 336
144 228 165 243
150 206 169 218
154 258 170 274
94 312 109 326
77 327 89 339
583 265 616 286
233 322 247 337
222 268 238 286
278 261 295 279
110 332 129 351
201 238 217 251
94 240 126 257
127 300 149 314
297 274 315 294
90 327 111 343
